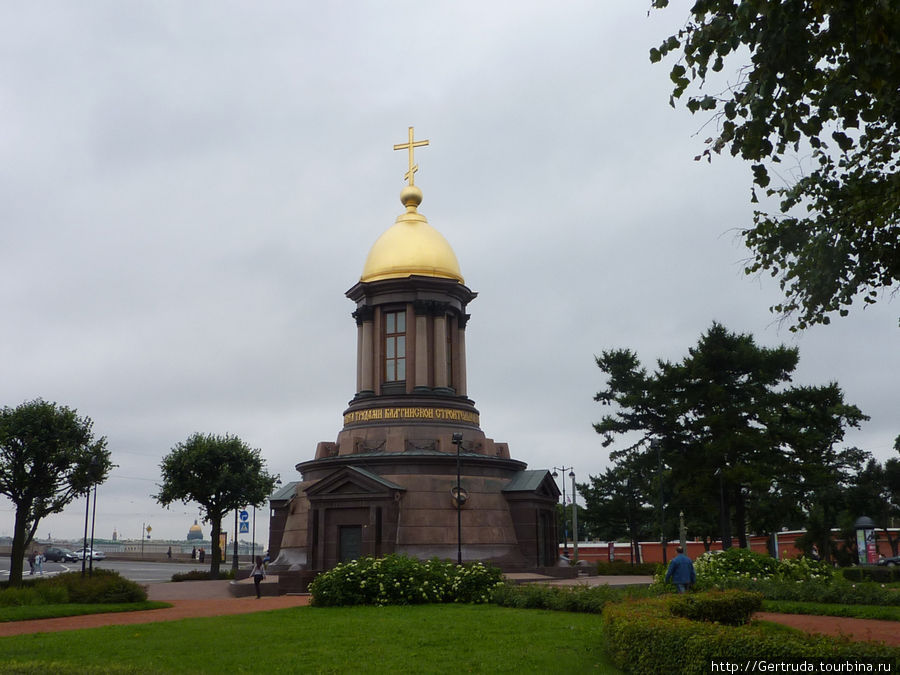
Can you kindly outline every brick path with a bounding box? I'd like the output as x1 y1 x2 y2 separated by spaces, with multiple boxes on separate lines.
0 579 309 637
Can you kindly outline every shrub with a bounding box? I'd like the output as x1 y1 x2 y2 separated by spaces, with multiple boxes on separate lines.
0 584 69 607
593 561 660 576
308 554 502 607
841 567 900 584
601 596 900 674
703 576 900 606
668 590 762 626
449 560 504 603
842 568 865 582
491 582 625 613
44 570 146 604
653 548 834 590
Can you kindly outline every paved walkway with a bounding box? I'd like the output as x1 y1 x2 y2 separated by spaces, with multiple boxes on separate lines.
754 612 900 646
0 579 310 637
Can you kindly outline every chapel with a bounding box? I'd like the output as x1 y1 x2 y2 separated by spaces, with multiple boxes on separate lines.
268 129 560 582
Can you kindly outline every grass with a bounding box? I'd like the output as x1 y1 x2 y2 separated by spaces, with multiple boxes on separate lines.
0 604 621 674
763 599 900 622
0 601 170 623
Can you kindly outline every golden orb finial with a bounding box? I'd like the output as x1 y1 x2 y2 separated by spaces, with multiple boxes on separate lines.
400 185 423 211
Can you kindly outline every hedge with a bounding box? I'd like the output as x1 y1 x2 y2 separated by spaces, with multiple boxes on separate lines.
668 590 762 626
491 582 627 613
600 596 899 674
593 561 660 576
841 567 900 584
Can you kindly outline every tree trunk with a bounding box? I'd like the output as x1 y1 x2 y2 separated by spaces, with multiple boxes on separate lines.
9 505 30 585
718 473 732 549
209 517 221 578
628 513 642 564
734 487 748 549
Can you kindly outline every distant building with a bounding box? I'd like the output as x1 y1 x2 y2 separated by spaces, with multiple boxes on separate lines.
187 520 204 541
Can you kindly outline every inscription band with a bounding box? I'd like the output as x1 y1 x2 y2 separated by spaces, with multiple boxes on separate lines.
344 406 480 426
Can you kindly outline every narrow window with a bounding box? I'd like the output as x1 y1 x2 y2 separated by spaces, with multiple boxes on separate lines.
384 310 406 382
446 318 453 388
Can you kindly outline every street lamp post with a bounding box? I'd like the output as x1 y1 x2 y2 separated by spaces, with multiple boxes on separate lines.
81 489 90 576
552 466 572 556
452 433 464 565
232 509 239 573
569 469 578 564
89 481 98 576
81 456 100 577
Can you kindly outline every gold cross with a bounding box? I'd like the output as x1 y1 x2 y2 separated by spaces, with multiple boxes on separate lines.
393 126 429 186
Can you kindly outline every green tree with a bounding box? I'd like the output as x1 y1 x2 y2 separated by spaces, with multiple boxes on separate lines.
578 455 655 563
156 433 279 577
595 323 797 549
594 322 865 551
771 385 868 561
0 399 111 585
650 1 900 329
672 323 799 547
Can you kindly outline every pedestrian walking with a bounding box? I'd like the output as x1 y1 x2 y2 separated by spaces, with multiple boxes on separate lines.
250 555 266 599
35 551 44 575
27 550 36 575
664 545 696 593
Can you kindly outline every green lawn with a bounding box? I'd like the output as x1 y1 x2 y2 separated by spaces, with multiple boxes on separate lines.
0 604 621 674
0 601 170 623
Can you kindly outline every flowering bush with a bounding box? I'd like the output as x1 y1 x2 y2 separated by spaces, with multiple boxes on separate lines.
652 548 833 591
308 554 502 607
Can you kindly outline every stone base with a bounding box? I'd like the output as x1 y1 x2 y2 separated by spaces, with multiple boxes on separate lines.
277 570 319 595
228 577 281 597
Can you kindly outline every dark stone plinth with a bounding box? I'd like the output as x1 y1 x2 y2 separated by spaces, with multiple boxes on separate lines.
277 570 318 595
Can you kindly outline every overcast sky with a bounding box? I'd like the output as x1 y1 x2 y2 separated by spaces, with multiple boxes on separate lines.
2 1 896 547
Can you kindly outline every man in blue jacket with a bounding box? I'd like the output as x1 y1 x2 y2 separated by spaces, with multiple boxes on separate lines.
665 546 696 593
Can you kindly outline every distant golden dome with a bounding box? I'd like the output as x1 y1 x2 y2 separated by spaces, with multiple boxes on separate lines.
361 186 464 283
187 520 203 541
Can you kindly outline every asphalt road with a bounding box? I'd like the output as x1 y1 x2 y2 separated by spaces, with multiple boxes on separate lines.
1 559 214 584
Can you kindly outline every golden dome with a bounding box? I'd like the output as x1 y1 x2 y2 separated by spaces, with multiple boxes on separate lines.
361 186 464 283
187 520 203 541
